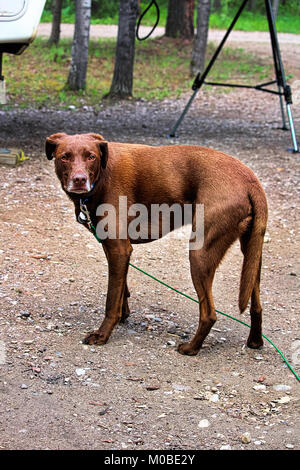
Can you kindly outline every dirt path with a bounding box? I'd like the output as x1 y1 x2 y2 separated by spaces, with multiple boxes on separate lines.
38 23 300 44
0 27 299 452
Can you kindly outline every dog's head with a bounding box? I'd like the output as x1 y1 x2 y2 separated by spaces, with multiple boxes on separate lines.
45 133 108 195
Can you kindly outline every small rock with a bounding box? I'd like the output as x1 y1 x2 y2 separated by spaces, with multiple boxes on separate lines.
172 384 190 391
209 393 219 403
167 340 176 346
198 419 210 428
21 384 28 389
20 310 31 318
146 385 160 391
241 432 251 444
285 444 294 449
277 396 291 404
253 384 266 391
75 368 86 377
273 384 291 391
220 445 231 450
257 376 266 383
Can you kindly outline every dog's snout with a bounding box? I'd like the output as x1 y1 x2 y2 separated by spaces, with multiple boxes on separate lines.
67 171 91 193
72 173 87 185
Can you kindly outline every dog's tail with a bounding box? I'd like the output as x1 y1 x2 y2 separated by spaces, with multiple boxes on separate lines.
239 184 268 313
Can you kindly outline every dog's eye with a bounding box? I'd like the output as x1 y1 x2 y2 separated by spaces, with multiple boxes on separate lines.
88 154 96 161
61 154 70 161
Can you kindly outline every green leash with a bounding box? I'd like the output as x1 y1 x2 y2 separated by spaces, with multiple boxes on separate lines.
89 222 299 383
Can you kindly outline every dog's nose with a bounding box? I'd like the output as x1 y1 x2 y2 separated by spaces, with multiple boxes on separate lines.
72 173 87 185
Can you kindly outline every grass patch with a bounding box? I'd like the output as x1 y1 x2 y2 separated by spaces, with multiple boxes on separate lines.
2 37 275 109
210 10 300 34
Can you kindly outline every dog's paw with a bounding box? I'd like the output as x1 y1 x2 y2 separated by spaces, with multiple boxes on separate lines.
83 330 108 345
177 342 199 356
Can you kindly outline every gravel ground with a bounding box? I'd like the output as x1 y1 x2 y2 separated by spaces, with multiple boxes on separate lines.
0 29 299 452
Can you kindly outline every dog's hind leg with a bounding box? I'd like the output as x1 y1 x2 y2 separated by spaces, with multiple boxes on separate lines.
178 224 237 356
240 235 263 348
248 271 263 349
240 232 264 349
178 253 216 356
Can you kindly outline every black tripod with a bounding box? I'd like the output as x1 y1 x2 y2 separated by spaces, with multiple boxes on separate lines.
169 0 299 153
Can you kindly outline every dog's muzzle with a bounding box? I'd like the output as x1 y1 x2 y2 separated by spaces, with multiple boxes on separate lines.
67 172 91 193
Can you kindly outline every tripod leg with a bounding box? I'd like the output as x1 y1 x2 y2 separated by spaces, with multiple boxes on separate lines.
168 0 249 137
265 0 299 151
286 104 299 153
278 85 288 130
169 88 199 137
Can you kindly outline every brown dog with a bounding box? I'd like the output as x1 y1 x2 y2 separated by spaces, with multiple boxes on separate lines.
45 132 268 355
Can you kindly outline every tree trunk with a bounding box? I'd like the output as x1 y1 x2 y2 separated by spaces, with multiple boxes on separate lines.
165 0 195 40
67 0 91 91
190 0 210 77
248 0 256 12
182 0 195 39
108 0 139 99
166 0 181 38
212 0 221 11
48 0 63 45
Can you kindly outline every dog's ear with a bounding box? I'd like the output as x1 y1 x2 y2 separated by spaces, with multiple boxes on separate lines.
98 141 108 169
87 133 108 169
87 133 105 141
45 133 67 160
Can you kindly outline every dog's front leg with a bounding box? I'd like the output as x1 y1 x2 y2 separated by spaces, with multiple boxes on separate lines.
120 282 131 322
83 240 132 345
100 242 131 323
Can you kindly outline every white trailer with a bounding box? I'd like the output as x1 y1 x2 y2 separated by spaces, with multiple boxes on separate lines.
0 0 46 54
0 0 46 163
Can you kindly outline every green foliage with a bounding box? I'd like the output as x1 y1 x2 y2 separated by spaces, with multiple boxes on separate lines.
41 0 300 33
210 9 300 33
2 36 276 108
41 0 169 25
211 0 300 15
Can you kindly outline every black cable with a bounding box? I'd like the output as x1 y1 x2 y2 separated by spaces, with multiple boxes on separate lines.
136 0 160 41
